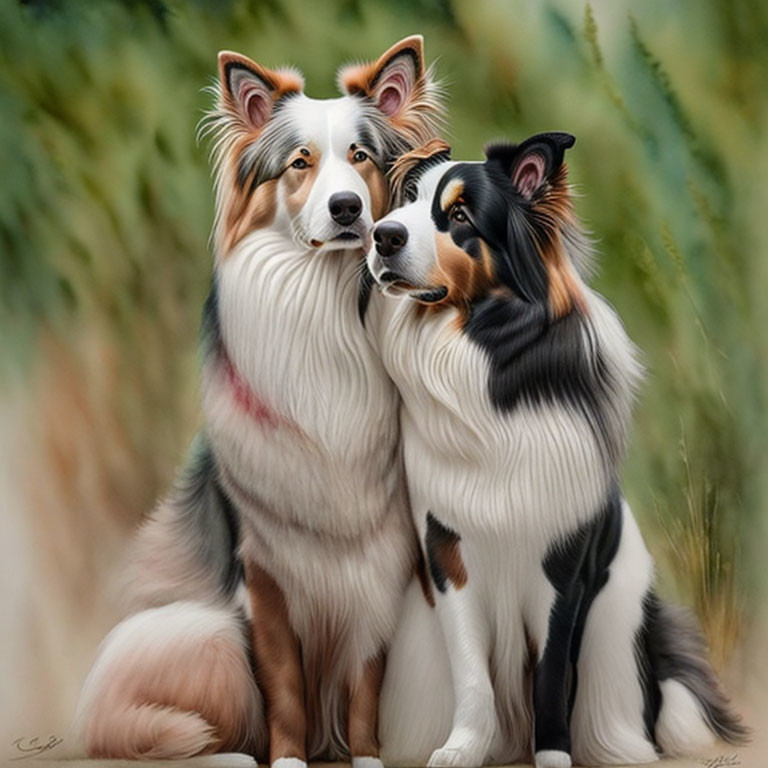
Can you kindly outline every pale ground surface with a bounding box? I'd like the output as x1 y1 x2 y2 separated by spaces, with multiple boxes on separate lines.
11 618 767 768
10 661 766 768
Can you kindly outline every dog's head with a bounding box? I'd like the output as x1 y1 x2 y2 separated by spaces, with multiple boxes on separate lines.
367 132 589 318
205 36 443 258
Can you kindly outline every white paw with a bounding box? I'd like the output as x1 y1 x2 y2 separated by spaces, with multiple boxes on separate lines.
272 758 307 768
352 758 384 768
535 749 572 768
428 745 485 768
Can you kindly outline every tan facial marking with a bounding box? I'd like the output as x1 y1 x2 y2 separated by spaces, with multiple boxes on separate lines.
427 232 494 308
245 560 307 763
222 177 278 255
347 652 386 758
283 146 320 219
348 148 388 221
440 179 464 213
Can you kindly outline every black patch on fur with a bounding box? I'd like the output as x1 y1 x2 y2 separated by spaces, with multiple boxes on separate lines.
358 264 375 323
534 487 623 755
464 294 614 449
431 162 551 304
176 439 244 596
425 511 462 594
635 591 749 747
425 152 619 446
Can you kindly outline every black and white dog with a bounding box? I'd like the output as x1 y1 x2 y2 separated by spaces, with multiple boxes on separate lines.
366 136 747 767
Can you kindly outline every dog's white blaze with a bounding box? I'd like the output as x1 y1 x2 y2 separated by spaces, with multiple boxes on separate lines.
272 96 378 247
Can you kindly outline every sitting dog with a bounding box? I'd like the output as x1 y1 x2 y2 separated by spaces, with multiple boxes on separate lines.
73 37 443 767
366 135 747 767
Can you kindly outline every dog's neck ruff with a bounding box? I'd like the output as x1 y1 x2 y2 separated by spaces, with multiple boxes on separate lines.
217 340 299 433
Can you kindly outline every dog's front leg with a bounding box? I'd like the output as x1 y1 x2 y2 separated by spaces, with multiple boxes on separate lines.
348 651 386 768
245 560 307 768
424 513 496 768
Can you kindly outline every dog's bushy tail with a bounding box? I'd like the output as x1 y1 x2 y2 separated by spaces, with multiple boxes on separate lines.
638 592 749 755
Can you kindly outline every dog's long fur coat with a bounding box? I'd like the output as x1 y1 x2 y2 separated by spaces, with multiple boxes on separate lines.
73 37 443 766
366 137 747 768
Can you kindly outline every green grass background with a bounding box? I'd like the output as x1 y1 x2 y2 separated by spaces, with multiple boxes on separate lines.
1 0 767 672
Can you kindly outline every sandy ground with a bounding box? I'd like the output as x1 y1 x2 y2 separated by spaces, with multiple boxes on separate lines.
8 756 760 768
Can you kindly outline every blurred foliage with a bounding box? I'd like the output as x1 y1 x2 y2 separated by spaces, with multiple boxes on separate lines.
1 0 767 665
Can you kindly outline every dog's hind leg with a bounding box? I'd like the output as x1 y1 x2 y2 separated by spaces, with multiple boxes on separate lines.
529 491 626 768
569 502 658 765
73 600 264 760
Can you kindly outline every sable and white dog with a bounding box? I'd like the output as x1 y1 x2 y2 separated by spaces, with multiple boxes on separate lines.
366 136 747 768
73 37 443 766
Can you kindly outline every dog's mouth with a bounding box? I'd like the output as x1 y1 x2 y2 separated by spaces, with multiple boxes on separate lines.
310 230 367 250
377 271 448 304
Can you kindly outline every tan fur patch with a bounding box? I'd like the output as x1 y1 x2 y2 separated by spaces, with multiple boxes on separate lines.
338 36 424 95
439 179 464 213
427 232 495 310
222 177 278 255
245 560 307 763
435 540 468 590
534 164 587 317
283 146 321 220
426 513 468 591
347 652 386 758
348 147 388 221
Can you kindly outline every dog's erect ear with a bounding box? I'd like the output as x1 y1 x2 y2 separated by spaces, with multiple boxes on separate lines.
218 51 304 132
389 138 451 205
485 132 575 199
338 36 442 146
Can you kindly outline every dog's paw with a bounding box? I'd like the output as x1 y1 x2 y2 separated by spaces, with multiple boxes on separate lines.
534 749 572 768
427 745 485 768
271 758 307 768
352 757 384 768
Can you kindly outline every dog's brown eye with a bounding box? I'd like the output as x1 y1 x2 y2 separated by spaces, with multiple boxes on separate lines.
291 157 308 170
353 150 368 163
450 205 467 223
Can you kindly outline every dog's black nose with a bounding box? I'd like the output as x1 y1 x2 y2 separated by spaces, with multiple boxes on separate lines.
329 191 362 226
373 221 408 260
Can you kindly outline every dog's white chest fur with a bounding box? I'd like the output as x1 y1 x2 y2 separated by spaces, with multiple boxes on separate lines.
203 231 415 676
207 231 402 528
376 295 612 545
